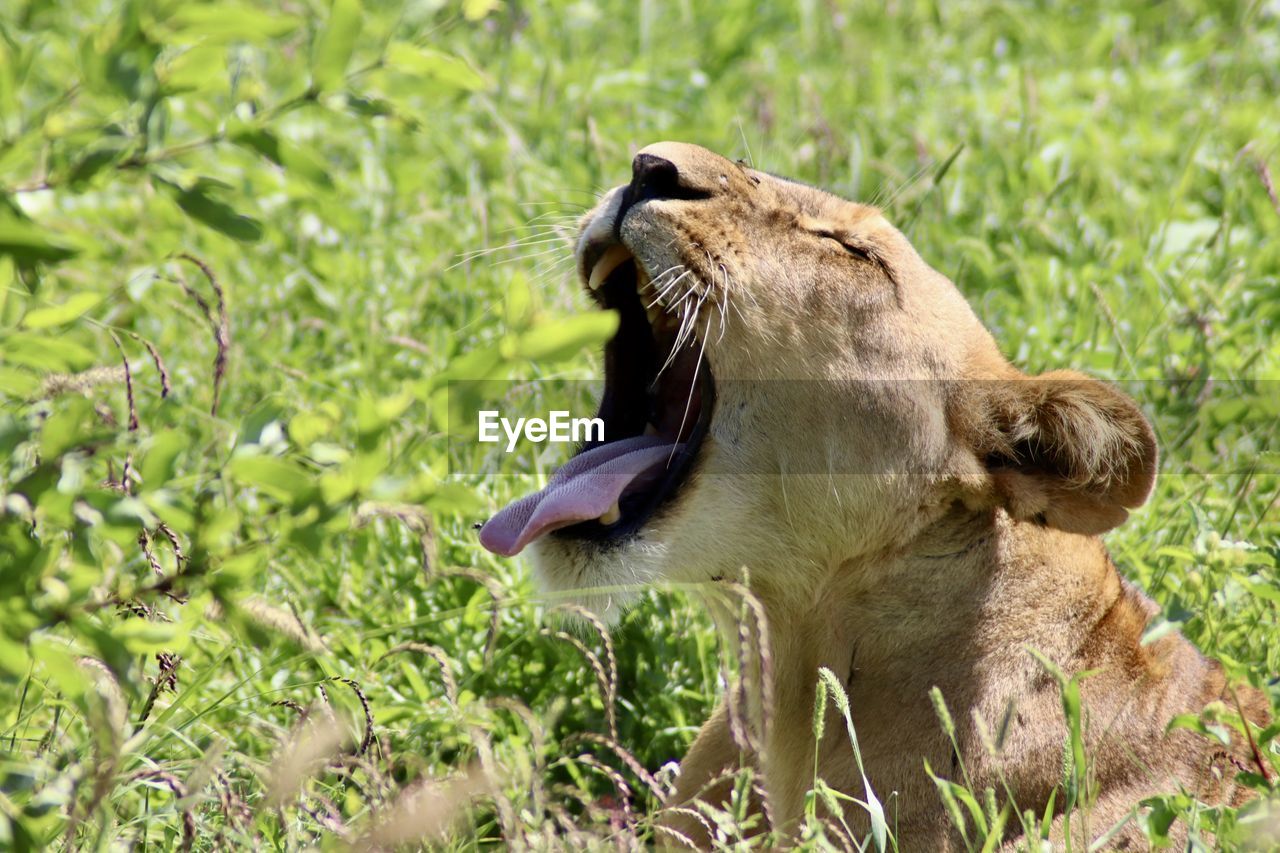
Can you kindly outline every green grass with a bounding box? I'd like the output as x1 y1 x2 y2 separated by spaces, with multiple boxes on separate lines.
1 0 1277 848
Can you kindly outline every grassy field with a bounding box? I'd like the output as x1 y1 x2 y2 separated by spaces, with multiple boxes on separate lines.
1 0 1278 848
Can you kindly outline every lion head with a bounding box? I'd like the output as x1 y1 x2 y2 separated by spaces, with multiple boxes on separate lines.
480 142 1157 612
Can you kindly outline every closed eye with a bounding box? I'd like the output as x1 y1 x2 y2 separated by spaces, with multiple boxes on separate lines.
813 230 874 262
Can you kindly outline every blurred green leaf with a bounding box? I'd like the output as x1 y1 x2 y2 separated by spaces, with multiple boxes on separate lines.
508 311 620 362
158 3 301 44
288 411 334 448
422 481 484 515
39 397 100 459
65 141 127 189
0 215 78 264
157 178 263 242
462 0 503 21
155 43 226 93
1166 712 1233 746
1239 578 1280 605
0 333 96 372
0 367 40 398
138 430 187 491
30 641 87 702
311 0 363 92
384 42 488 92
227 454 314 502
112 618 187 653
231 127 334 189
21 293 101 329
0 634 29 678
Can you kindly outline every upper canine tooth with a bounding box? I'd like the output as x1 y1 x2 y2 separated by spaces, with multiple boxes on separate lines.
588 245 632 291
599 502 621 525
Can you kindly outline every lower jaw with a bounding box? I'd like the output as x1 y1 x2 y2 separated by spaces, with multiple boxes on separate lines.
527 537 658 611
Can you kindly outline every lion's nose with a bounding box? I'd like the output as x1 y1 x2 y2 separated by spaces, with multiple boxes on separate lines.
630 153 685 202
614 142 725 230
628 148 714 203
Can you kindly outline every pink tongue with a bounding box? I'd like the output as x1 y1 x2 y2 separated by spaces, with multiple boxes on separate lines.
479 436 683 556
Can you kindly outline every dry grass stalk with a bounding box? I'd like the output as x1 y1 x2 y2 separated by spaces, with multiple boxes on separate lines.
326 752 394 804
376 642 458 706
40 365 126 399
108 332 138 430
134 652 181 733
128 768 196 849
266 713 352 808
659 804 715 840
821 815 858 851
240 597 325 652
653 822 698 849
486 696 546 761
357 765 491 849
673 765 771 844
355 501 437 577
1231 686 1275 784
214 769 252 830
301 797 351 839
712 579 774 769
564 731 666 804
272 698 309 719
155 522 186 564
135 528 186 604
466 721 519 837
447 568 504 663
329 676 376 755
545 800 591 844
543 627 614 734
174 253 230 416
572 753 636 835
387 334 432 355
703 581 768 762
129 332 171 398
138 528 166 579
551 603 619 742
176 736 225 812
120 452 134 494
77 656 127 738
484 696 549 817
1253 156 1280 219
94 401 118 428
64 658 128 847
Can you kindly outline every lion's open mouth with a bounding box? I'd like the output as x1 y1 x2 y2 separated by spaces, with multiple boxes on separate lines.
479 245 714 556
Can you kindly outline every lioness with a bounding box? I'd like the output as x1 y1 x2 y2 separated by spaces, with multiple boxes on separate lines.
479 142 1270 849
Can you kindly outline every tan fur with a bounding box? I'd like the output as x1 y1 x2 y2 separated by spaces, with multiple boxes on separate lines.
534 142 1269 849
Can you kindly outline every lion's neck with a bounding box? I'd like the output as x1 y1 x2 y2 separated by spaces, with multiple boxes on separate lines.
756 504 1123 671
742 505 1133 830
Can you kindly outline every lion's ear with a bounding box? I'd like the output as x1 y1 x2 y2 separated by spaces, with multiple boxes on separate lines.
968 371 1157 535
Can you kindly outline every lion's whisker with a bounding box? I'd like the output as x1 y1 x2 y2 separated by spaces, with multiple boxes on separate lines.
448 238 574 270
457 235 569 259
668 314 710 466
482 246 571 268
650 270 693 309
655 288 704 379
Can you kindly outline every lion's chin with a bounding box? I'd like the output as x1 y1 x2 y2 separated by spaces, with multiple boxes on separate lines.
527 536 666 622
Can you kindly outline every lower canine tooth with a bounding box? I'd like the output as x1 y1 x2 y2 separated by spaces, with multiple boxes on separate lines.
599 503 621 525
588 245 632 291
